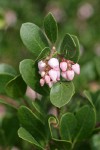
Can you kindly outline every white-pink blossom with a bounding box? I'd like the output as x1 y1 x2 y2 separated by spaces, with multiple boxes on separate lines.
45 75 51 84
61 71 67 79
72 63 80 75
60 62 67 72
48 58 59 70
40 78 45 86
66 70 75 81
49 69 58 83
38 60 46 71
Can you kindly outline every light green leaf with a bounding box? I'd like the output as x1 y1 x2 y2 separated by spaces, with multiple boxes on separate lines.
18 127 44 150
44 13 58 43
5 75 27 98
20 23 49 59
50 82 75 108
19 59 50 95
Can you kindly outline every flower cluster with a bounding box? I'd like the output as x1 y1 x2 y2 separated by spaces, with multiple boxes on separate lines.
60 59 80 81
38 58 60 88
38 58 80 87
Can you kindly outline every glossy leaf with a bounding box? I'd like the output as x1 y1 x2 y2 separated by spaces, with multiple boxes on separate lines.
20 23 49 59
44 13 58 43
19 59 50 95
18 127 44 150
50 82 75 108
5 75 27 98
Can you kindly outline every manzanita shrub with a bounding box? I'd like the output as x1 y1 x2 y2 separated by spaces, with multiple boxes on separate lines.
0 13 99 150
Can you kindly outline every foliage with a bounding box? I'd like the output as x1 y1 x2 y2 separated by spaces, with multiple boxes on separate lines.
0 1 100 149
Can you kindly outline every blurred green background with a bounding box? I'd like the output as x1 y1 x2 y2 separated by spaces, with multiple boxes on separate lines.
0 0 100 92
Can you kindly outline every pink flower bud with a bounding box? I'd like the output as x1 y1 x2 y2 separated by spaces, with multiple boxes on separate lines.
72 63 80 75
61 71 67 79
49 69 58 83
48 58 59 70
48 81 53 88
38 60 46 71
66 70 75 81
45 75 51 84
60 62 67 71
40 71 45 77
40 78 45 86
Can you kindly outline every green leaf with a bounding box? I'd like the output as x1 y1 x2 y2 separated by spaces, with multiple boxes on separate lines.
74 105 96 142
48 116 71 150
18 127 44 150
71 35 80 62
35 47 50 61
20 23 49 59
0 64 17 94
0 64 17 76
19 59 50 95
0 74 14 94
5 75 27 98
60 113 77 143
83 90 95 109
2 116 19 145
32 101 46 123
44 13 58 43
50 82 75 108
59 34 80 62
0 99 17 109
18 106 47 146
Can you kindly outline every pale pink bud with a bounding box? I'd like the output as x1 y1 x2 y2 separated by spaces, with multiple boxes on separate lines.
60 62 67 71
40 71 45 77
48 58 59 70
72 63 80 75
45 75 51 84
40 78 45 86
66 70 75 81
49 69 58 83
61 71 67 79
38 60 46 71
48 81 53 88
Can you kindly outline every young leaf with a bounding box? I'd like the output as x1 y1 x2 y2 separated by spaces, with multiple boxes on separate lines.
50 82 75 108
5 75 27 98
44 13 58 43
19 59 50 96
74 105 96 142
60 113 77 143
20 23 49 59
18 127 44 150
59 34 80 62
